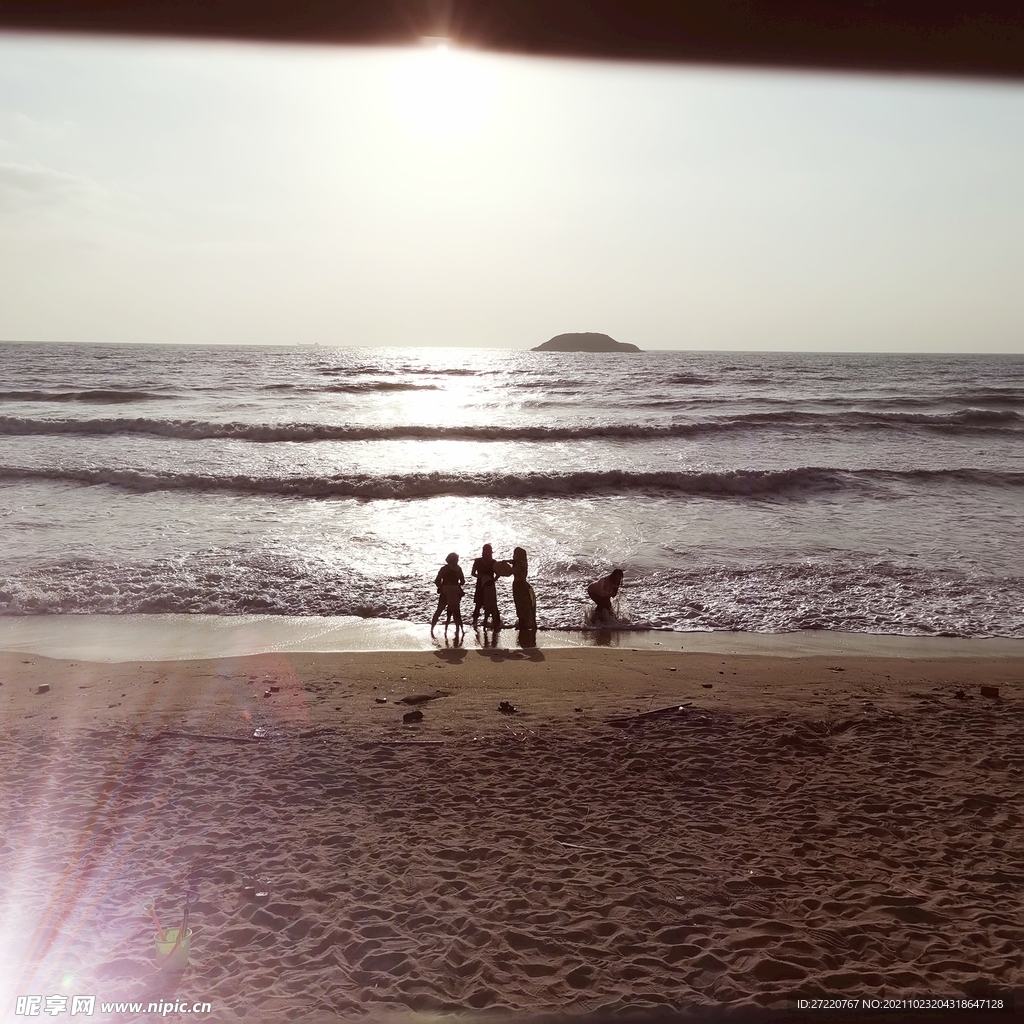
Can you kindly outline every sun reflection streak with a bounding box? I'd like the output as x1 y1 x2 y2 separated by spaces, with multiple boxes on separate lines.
1 644 316 1002
2 723 155 1001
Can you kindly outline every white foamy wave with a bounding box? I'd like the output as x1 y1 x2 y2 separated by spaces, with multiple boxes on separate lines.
2 556 1021 638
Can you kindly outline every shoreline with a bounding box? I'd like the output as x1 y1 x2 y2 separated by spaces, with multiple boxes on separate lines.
2 613 1024 663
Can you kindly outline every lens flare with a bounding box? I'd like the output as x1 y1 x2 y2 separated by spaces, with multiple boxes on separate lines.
389 45 497 136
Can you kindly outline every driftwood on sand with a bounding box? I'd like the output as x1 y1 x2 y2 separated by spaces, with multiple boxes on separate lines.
396 689 451 705
606 703 693 727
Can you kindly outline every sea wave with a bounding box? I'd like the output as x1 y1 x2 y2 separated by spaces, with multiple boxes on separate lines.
0 407 1019 442
261 381 439 393
316 366 481 377
2 465 1021 499
0 389 168 404
1 555 1022 637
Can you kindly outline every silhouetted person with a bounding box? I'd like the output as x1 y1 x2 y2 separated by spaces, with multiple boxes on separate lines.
587 568 623 623
431 552 465 636
511 546 537 631
471 543 501 629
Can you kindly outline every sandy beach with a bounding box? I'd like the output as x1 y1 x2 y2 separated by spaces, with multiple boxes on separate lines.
2 635 1022 1021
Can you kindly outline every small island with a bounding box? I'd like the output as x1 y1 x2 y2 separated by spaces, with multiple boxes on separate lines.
532 332 641 353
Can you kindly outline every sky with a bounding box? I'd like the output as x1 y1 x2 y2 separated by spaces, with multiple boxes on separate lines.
1 31 1023 351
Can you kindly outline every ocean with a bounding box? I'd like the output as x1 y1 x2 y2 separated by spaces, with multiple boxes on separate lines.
1 342 1022 638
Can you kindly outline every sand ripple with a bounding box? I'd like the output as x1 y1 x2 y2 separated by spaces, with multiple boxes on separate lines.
2 697 1023 1019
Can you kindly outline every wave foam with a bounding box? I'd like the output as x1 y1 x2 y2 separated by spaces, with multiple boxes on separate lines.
1 556 1021 637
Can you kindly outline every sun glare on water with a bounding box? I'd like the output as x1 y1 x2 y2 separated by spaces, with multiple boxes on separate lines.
388 41 497 137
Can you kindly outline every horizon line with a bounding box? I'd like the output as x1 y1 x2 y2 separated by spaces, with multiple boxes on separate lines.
1 339 1023 356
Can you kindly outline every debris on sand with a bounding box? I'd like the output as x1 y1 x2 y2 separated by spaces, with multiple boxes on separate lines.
242 877 271 902
980 685 1000 699
403 710 424 724
499 701 518 715
397 690 450 706
606 703 692 727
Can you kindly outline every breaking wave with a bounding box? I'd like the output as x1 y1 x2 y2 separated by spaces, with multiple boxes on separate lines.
1 408 1019 443
2 555 1022 637
2 465 1020 499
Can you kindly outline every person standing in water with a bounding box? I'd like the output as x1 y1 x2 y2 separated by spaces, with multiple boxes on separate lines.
511 546 537 631
431 552 465 636
587 568 624 623
471 543 501 628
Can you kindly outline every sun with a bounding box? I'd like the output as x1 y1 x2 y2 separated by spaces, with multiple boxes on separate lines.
388 42 496 136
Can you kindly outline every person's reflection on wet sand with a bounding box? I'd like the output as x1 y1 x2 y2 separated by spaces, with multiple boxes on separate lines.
516 626 538 649
515 628 543 659
478 625 500 649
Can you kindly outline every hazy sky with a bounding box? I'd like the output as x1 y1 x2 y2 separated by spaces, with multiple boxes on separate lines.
1 32 1023 351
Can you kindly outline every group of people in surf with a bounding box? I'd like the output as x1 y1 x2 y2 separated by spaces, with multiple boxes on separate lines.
430 543 534 639
430 545 624 639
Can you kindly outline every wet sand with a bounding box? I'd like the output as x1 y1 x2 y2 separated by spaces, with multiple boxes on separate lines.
4 612 1024 663
1 644 1022 1020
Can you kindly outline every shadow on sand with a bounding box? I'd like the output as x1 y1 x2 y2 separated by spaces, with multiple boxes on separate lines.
475 645 545 663
433 648 468 663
